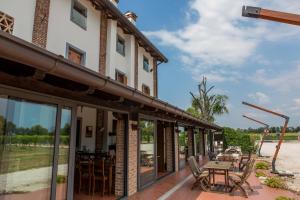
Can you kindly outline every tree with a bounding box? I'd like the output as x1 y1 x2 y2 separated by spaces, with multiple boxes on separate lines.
188 77 229 122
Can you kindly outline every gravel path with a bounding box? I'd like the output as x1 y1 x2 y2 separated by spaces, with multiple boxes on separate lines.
260 141 300 192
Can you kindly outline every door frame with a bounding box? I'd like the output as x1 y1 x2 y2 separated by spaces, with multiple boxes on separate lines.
137 114 157 190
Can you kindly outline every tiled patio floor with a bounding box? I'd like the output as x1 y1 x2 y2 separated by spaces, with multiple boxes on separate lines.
129 158 300 200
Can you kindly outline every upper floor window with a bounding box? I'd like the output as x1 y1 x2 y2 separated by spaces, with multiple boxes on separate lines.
116 35 125 56
66 43 86 66
0 11 14 34
71 0 87 30
143 56 149 72
142 84 150 95
115 70 127 85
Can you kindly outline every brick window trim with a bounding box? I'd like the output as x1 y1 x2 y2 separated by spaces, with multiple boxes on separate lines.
0 11 14 34
66 43 86 66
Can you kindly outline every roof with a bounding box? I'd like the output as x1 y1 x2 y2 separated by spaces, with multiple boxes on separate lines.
90 0 168 63
0 31 221 130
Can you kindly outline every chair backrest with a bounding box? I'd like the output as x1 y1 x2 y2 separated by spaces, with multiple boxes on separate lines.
188 156 201 178
94 158 105 176
241 158 255 181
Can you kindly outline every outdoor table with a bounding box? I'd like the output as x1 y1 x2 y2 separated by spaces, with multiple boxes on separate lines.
203 161 232 192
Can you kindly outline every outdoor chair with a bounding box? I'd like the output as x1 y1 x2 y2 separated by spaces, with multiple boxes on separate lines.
187 156 209 191
229 158 255 198
208 151 217 161
239 151 252 171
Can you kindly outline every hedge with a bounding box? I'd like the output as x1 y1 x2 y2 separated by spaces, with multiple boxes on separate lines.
0 135 69 146
250 133 298 141
223 127 257 153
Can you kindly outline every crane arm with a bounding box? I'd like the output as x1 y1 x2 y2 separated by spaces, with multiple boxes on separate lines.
242 6 300 26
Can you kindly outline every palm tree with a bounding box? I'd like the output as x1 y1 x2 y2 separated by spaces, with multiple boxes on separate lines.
188 77 229 122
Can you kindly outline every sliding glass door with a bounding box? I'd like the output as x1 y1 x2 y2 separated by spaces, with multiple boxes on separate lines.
139 119 155 188
0 94 72 200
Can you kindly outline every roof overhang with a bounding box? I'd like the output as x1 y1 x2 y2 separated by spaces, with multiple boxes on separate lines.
0 32 221 130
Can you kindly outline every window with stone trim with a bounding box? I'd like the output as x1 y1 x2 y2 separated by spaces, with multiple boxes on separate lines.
116 35 125 56
71 0 87 30
142 84 150 95
115 70 127 85
0 11 14 34
143 56 149 72
66 43 86 66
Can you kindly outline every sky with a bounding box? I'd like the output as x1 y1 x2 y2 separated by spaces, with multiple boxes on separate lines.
119 0 300 129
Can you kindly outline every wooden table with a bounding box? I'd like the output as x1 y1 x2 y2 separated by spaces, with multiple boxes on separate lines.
203 161 232 192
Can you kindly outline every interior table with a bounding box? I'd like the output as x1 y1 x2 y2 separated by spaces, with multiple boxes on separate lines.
203 161 232 192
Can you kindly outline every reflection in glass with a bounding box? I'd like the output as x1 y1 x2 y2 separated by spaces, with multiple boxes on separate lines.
178 127 187 169
0 97 57 199
56 108 71 200
139 119 155 187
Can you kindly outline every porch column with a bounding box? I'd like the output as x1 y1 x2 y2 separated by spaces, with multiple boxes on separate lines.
128 113 138 196
165 124 174 172
115 115 125 197
95 109 106 150
187 128 194 158
174 127 179 172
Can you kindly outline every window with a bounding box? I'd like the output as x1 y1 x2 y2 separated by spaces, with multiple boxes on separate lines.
0 11 14 34
142 84 150 95
116 35 125 56
66 43 86 65
71 0 87 29
143 56 149 72
115 70 127 85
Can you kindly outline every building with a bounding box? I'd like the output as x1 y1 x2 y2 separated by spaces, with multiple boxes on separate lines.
0 0 221 199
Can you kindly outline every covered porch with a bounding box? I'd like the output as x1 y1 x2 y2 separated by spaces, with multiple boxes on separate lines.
129 157 299 200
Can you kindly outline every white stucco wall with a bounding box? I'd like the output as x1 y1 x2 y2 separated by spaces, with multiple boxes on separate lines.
47 0 100 72
138 46 154 96
0 0 36 42
106 22 135 88
77 106 97 152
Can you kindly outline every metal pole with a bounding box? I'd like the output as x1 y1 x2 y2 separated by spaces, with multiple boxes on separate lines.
242 115 269 157
242 6 300 26
242 102 290 173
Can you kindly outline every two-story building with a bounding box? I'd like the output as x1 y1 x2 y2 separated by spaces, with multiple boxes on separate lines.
0 0 221 199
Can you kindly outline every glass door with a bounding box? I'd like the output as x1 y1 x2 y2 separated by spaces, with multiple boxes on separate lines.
139 119 155 188
178 126 187 170
0 94 73 200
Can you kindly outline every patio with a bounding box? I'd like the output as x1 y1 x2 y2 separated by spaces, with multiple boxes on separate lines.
129 157 300 200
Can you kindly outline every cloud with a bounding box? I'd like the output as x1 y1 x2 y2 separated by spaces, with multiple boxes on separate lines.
253 65 300 92
145 0 300 83
248 92 270 104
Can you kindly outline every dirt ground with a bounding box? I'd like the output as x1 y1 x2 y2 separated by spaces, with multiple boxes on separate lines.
260 141 300 192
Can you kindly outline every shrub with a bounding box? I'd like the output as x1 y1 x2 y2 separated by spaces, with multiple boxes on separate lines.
255 172 266 177
265 177 285 188
56 175 66 184
223 127 257 153
275 196 295 200
255 162 269 170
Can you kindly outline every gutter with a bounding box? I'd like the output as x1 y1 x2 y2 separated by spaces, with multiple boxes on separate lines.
0 32 220 130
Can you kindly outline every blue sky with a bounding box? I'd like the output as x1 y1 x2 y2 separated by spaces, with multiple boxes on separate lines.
119 0 300 129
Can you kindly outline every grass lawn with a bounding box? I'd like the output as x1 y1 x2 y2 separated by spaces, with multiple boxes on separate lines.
0 145 69 174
